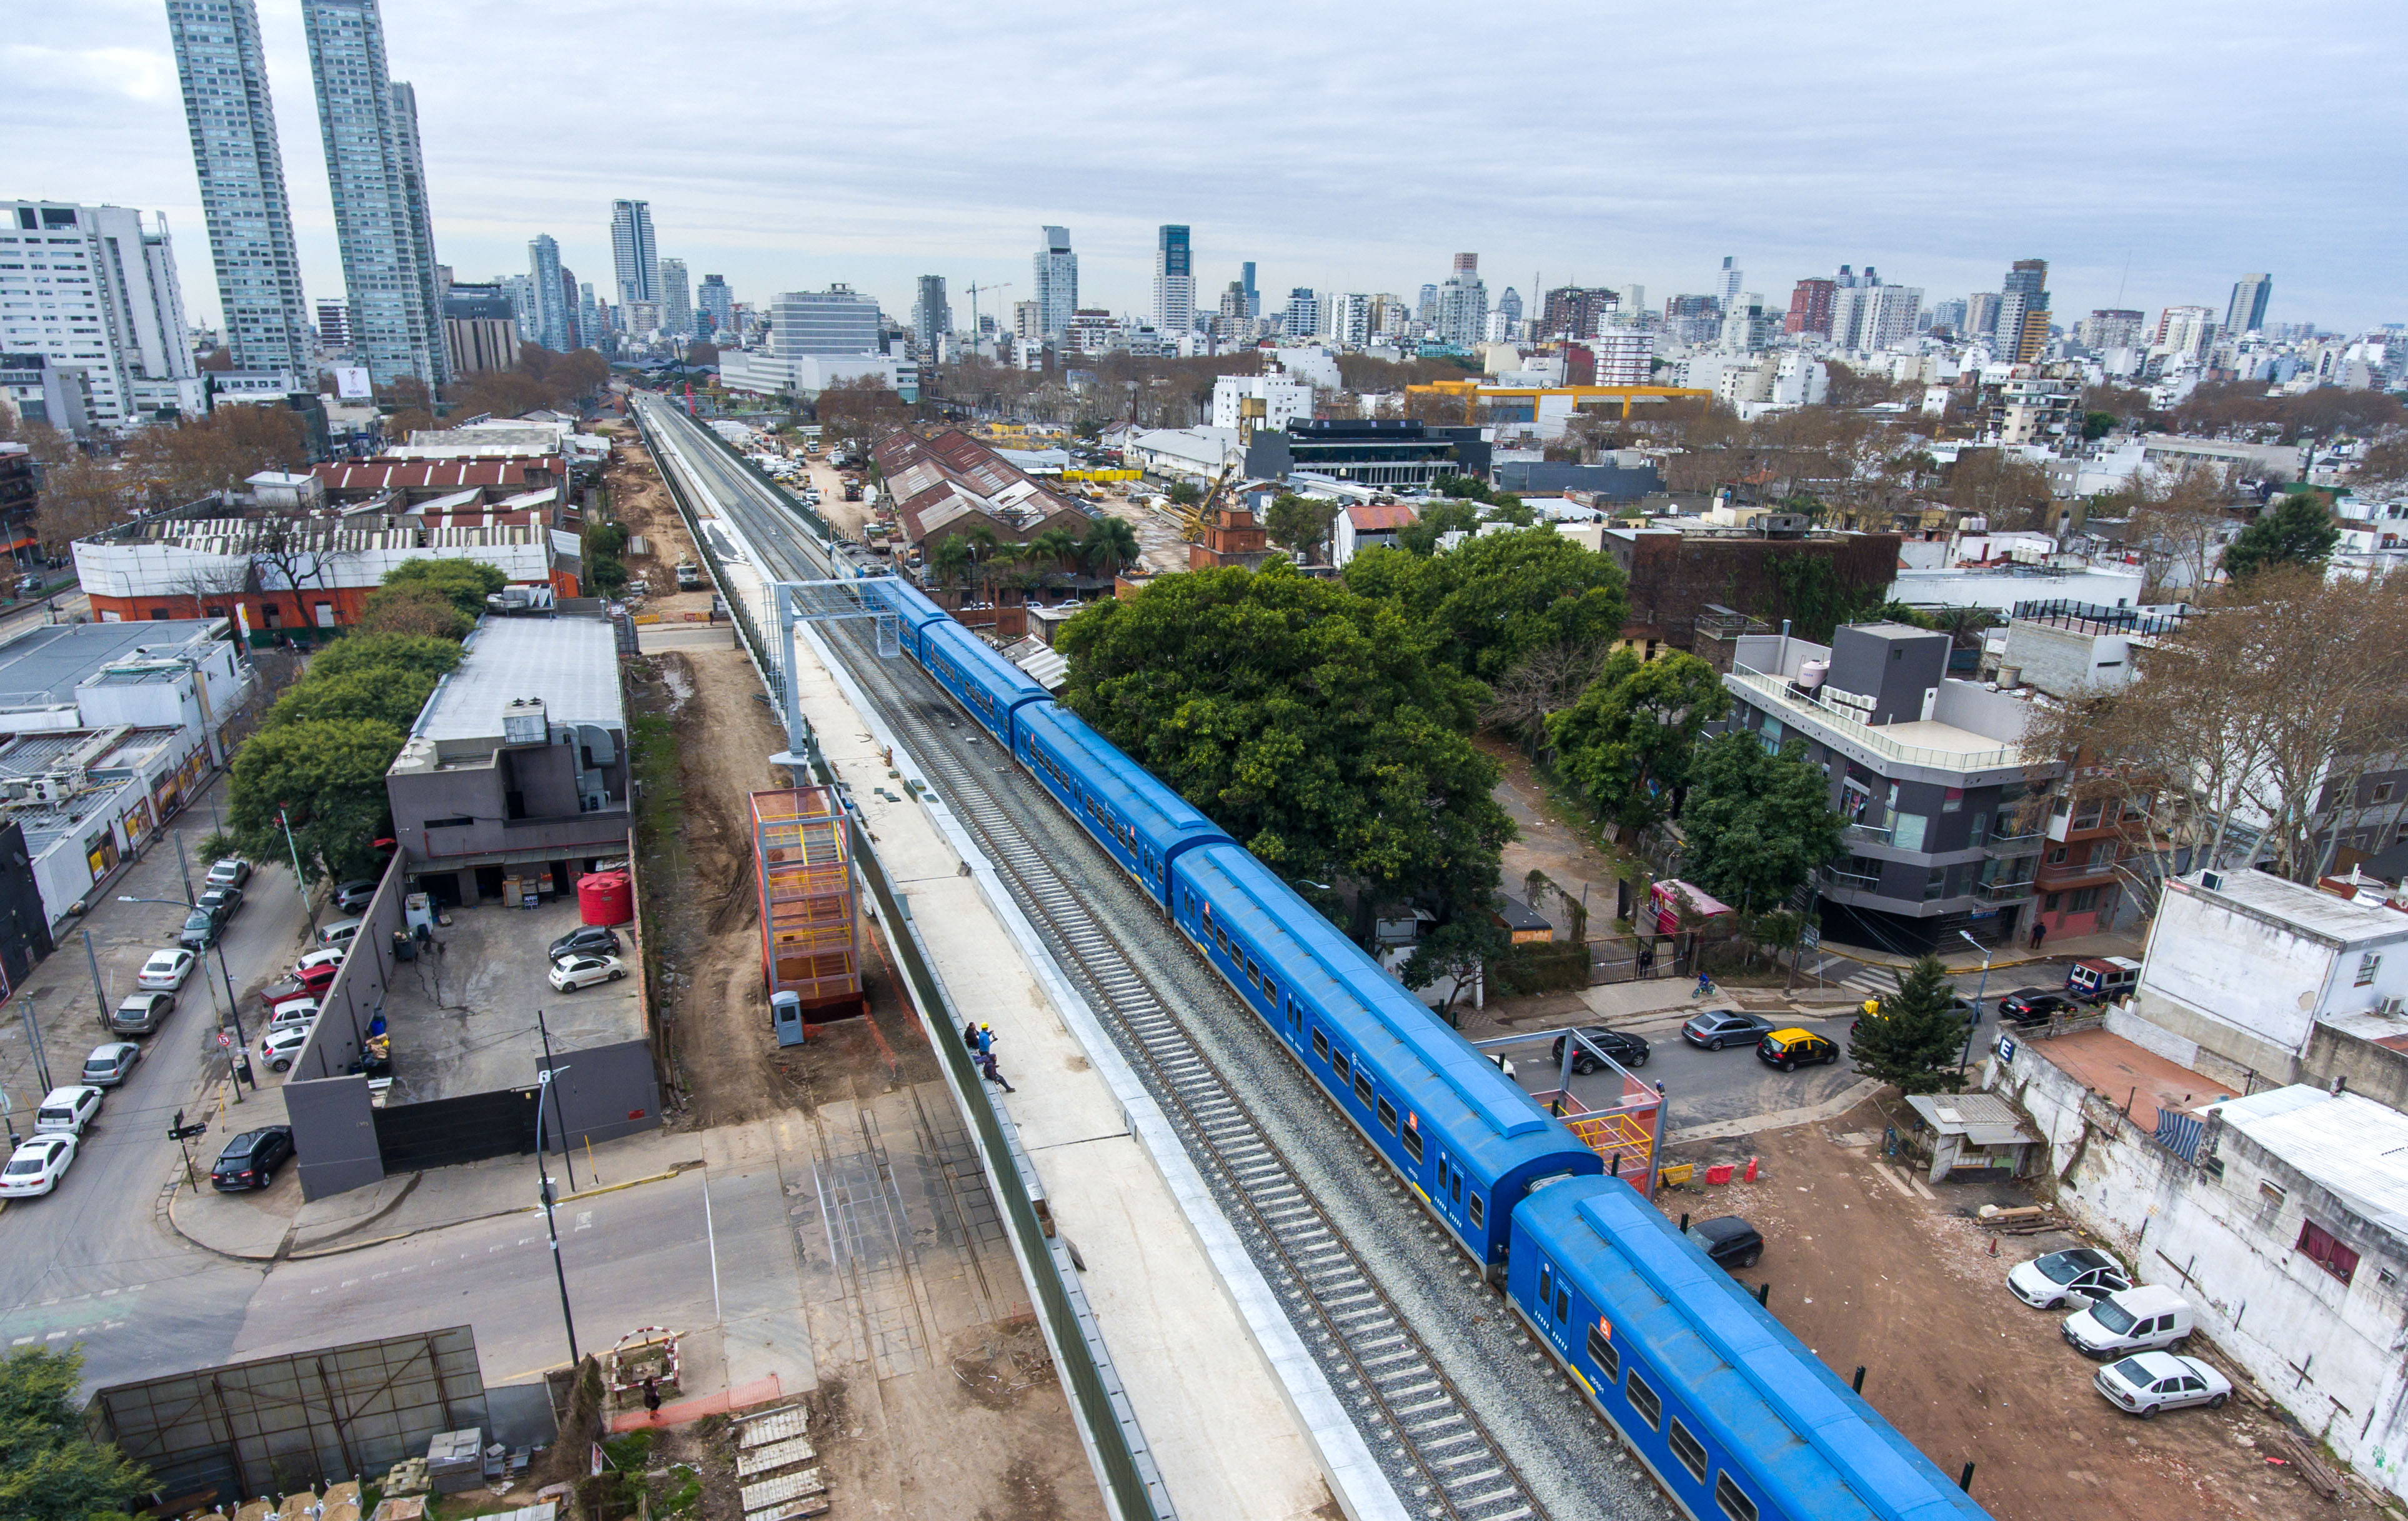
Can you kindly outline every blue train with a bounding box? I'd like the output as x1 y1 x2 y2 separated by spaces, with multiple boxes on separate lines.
862 574 1994 1521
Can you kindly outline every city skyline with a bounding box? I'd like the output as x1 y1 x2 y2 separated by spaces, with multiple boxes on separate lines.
15 0 2402 339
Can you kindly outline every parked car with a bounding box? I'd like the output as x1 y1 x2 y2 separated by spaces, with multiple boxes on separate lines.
266 999 319 1032
1681 1009 1776 1051
260 1024 311 1072
549 924 622 960
263 960 341 1003
33 1085 102 1135
1999 989 2079 1025
80 1042 141 1087
1756 1027 1842 1072
0 1133 77 1197
205 857 252 890
199 884 244 921
111 990 176 1035
136 947 197 991
1548 1027 1651 1073
317 917 364 949
294 947 347 977
331 879 379 914
179 901 227 950
209 1126 296 1192
549 953 627 992
2007 1247 2134 1309
2063 1284 2194 1359
2066 956 2142 1004
2094 1351 2232 1418
1684 1215 1764 1270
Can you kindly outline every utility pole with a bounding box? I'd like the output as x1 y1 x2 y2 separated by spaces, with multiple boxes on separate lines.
535 1064 581 1365
19 995 51 1094
536 1009 575 1192
174 832 196 907
82 930 108 1028
277 807 318 935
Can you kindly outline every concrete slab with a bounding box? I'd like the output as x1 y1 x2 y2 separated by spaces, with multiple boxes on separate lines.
385 897 642 1104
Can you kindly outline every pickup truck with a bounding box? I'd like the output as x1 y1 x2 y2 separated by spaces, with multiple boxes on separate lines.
674 561 704 591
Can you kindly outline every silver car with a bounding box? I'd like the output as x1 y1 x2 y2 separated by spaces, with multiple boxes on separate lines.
81 1042 142 1087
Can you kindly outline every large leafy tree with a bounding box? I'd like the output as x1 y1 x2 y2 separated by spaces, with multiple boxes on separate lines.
1261 492 1339 564
1058 562 1511 923
1678 732 1844 912
1547 650 1730 834
0 1346 149 1521
226 718 406 883
267 667 440 731
381 556 507 619
1848 954 1970 1093
1342 527 1628 682
306 632 465 685
2221 491 2339 579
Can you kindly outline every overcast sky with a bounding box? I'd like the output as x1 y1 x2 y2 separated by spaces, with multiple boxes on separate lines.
14 1 2405 339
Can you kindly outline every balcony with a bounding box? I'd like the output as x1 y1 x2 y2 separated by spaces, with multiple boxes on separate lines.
1983 830 2044 859
1985 877 2038 903
1843 822 1894 847
1821 866 1883 892
1727 665 2024 772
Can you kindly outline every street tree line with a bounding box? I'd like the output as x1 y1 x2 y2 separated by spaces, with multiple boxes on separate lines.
924 517 1143 601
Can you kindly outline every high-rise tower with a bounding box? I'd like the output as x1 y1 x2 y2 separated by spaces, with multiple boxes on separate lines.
1994 259 2050 363
2226 274 2272 336
1154 225 1193 337
611 199 659 308
1032 226 1077 341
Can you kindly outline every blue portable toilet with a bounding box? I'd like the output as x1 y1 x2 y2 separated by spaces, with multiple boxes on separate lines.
772 990 806 1047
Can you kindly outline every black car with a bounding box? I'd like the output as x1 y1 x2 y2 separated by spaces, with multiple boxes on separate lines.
1686 1215 1764 1270
1681 1009 1778 1051
1549 1027 1651 1073
549 924 622 960
179 902 227 950
210 1125 295 1191
332 879 379 915
199 884 244 921
1999 989 2077 1025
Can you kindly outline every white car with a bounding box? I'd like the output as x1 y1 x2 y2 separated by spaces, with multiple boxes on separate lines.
33 1085 102 1136
294 947 347 976
0 1133 77 1197
548 952 627 992
260 1024 311 1072
2094 1351 2232 1417
267 998 319 1031
2007 1247 2134 1309
137 947 198 991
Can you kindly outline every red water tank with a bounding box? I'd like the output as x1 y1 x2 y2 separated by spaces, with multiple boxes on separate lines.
577 871 633 926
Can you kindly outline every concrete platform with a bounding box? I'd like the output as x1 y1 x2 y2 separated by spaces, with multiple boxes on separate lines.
384 897 642 1104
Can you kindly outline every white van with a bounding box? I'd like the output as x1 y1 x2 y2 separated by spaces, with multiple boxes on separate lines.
34 1085 102 1135
2063 1284 2194 1359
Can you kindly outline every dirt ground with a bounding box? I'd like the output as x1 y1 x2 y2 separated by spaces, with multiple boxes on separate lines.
1485 735 1638 927
1661 1097 2383 1521
599 424 718 619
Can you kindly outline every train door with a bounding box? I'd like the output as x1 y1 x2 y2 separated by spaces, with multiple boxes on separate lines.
1533 1255 1572 1357
1433 1149 1468 1236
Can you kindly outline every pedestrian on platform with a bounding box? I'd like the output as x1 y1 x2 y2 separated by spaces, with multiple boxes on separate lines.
976 1023 995 1057
979 1050 1015 1093
642 1377 662 1418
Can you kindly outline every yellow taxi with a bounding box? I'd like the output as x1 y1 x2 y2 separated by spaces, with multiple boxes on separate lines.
1755 1027 1842 1072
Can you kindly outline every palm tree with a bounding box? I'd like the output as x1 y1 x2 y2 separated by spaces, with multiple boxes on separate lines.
963 524 1000 603
1082 516 1142 581
1028 527 1080 582
928 534 973 599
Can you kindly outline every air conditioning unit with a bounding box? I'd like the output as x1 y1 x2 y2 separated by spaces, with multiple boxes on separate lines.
28 772 77 804
2381 995 2407 1019
500 697 548 747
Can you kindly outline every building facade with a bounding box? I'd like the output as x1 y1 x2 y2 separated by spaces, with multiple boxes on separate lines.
1433 254 1487 347
659 257 691 338
1994 259 2050 364
316 298 351 351
526 234 570 352
1784 278 1834 337
610 198 657 308
912 275 950 358
0 202 198 431
771 287 880 357
442 281 517 374
1154 224 1193 339
697 273 731 335
1032 226 1077 341
165 0 313 376
2226 273 2272 336
301 0 445 386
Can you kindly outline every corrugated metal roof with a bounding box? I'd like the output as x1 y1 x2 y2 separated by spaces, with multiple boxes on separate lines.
2211 1085 2408 1233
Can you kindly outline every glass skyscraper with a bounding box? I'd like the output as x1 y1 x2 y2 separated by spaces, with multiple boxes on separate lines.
301 0 444 385
612 200 659 309
164 0 312 375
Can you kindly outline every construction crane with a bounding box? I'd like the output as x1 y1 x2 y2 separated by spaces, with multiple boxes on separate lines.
963 280 1012 361
1182 461 1237 542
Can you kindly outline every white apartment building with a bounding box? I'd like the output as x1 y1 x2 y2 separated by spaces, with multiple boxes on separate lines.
0 202 198 433
1585 329 1653 386
2154 305 2219 362
1211 373 1314 434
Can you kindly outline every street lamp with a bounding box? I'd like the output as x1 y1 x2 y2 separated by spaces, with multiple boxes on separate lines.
119 895 249 1101
1957 929 1995 1075
534 1062 580 1365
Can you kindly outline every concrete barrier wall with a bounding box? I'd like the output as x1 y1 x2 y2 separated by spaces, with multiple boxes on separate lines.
286 1072 381 1200
294 857 409 1082
537 1035 660 1151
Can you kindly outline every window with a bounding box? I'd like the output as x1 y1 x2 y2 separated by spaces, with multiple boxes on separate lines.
1353 1071 1375 1108
2374 782 2396 805
2042 892 2061 912
1585 1324 1619 1380
1376 1095 1397 1133
2298 1221 2361 1285
1401 1125 1423 1162
1555 1285 1570 1321
1538 1264 1553 1309
2087 840 2117 868
2047 847 2068 865
2070 887 2100 912
1448 1166 1462 1204
1311 1029 1329 1061
1331 1050 1349 1082
2357 952 2381 988
1667 1418 1708 1480
1714 1472 1757 1521
1624 1370 1662 1429
149 607 171 620
1467 1194 1483 1227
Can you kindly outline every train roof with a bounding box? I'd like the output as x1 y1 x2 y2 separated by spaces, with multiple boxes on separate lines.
864 575 951 629
923 617 1053 708
1179 842 1575 1163
1522 1177 1993 1521
1018 704 1230 856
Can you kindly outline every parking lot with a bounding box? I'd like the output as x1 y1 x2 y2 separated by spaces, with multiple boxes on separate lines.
1661 1097 2382 1521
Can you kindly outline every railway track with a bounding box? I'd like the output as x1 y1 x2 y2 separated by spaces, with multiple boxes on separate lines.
633 399 1658 1521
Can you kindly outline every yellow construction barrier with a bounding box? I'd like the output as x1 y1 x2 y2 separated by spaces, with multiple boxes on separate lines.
1656 1162 1695 1188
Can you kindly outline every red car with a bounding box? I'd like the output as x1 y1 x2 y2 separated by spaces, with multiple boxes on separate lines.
261 960 340 1005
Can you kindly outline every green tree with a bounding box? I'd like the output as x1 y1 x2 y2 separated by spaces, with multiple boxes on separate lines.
1400 915 1509 1025
1847 954 1969 1093
267 667 440 731
2079 410 2117 442
1261 491 1339 563
1343 527 1628 682
1678 732 1844 911
1393 498 1480 556
1163 479 1204 507
928 534 974 596
307 632 465 685
1430 471 1493 502
1058 562 1510 922
1080 516 1142 580
357 584 472 640
1546 650 1730 833
1027 526 1081 575
0 1346 149 1521
381 557 507 618
2221 491 2340 579
226 718 406 884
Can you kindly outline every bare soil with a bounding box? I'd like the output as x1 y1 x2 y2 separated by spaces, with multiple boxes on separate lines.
601 431 717 619
1483 735 1636 929
1662 1098 2382 1521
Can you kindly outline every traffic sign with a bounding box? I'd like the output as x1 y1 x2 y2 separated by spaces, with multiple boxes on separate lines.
216 1029 234 1049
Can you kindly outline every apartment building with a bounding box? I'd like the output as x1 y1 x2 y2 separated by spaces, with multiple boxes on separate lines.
1721 622 2052 950
0 202 199 432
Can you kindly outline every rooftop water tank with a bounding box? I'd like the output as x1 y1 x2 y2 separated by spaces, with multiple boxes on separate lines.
1798 660 1829 690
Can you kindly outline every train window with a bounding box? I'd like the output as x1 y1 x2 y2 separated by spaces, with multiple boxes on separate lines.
1713 1473 1756 1521
1243 956 1261 988
1667 1419 1707 1482
1401 1125 1423 1162
1213 925 1229 954
1353 1072 1375 1108
1538 1265 1553 1307
1625 1370 1663 1430
1555 1285 1570 1322
1450 1169 1462 1205
1467 1195 1483 1228
1585 1325 1619 1382
1331 1050 1349 1082
1312 1029 1330 1060
1376 1096 1397 1133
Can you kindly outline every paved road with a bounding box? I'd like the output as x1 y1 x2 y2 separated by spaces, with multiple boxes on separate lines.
0 772 314 1389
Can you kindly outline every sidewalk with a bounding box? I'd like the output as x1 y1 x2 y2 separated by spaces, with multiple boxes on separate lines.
1814 927 2146 974
166 1115 706 1262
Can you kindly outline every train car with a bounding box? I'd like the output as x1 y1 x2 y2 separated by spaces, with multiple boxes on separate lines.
1510 1177 1993 1521
863 576 951 662
1173 840 1601 1267
1015 704 1229 907
919 619 1053 748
